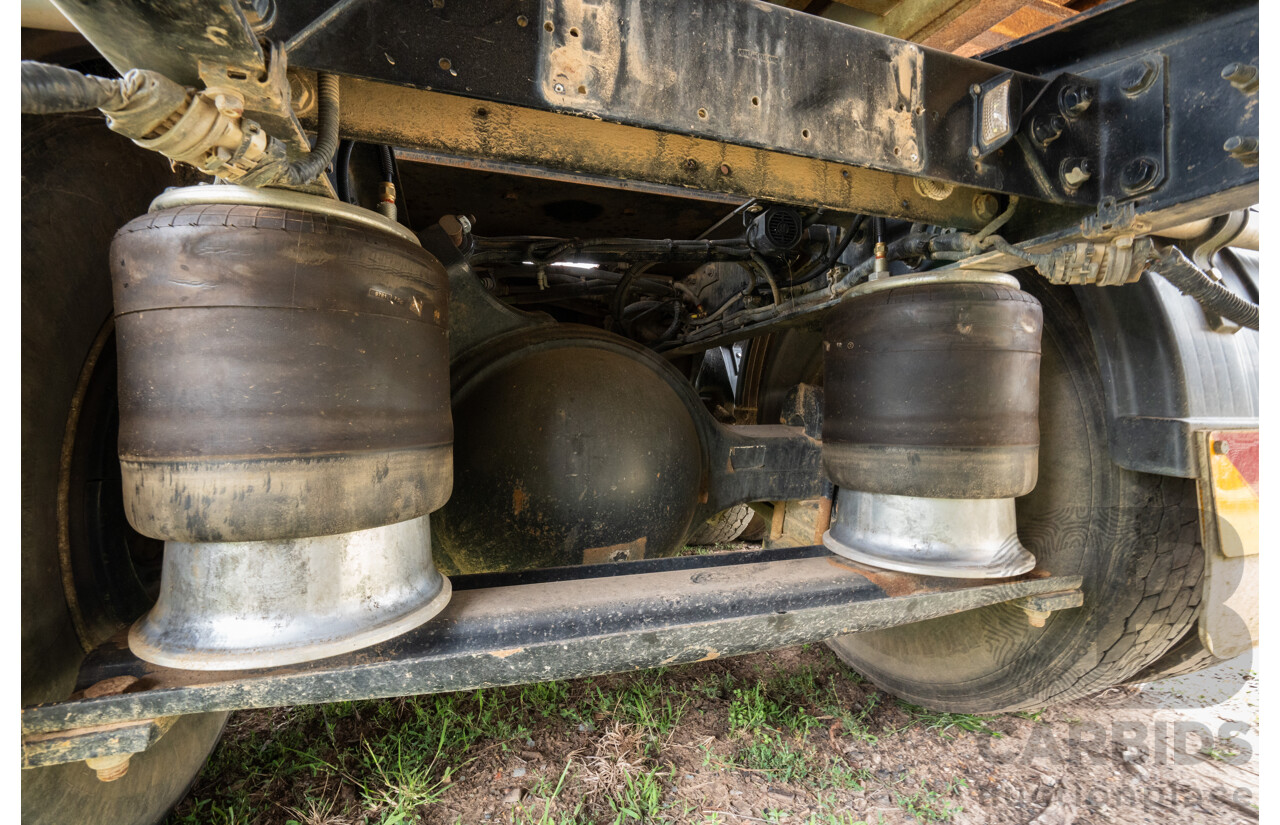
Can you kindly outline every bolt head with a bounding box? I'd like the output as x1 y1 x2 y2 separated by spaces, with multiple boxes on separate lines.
85 753 132 782
1059 84 1094 117
212 92 244 117
1120 61 1156 94
1060 157 1094 188
553 83 565 94
1221 62 1258 86
1224 135 1258 154
1121 156 1159 191
972 193 999 221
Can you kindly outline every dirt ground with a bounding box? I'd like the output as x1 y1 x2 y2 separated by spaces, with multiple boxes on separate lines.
166 643 1258 825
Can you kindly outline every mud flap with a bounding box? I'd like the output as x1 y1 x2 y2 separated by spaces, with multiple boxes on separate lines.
1194 429 1258 659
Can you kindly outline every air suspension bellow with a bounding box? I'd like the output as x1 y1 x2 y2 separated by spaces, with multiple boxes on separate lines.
111 186 454 668
822 274 1042 578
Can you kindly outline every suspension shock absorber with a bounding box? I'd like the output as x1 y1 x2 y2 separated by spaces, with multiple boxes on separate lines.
821 272 1043 578
110 186 454 669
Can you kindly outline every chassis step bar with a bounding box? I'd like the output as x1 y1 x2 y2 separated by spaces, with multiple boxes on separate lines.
23 547 1080 767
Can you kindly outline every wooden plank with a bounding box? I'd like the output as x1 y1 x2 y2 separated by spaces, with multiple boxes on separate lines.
827 0 900 14
950 3 1077 56
917 0 1022 50
994 3 1076 35
920 0 1073 52
871 0 983 42
954 29 1011 58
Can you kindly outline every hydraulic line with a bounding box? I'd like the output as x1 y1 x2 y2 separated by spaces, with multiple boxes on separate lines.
1150 245 1259 330
335 139 357 203
279 73 339 187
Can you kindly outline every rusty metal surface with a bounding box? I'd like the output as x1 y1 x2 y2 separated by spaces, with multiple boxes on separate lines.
22 717 172 769
321 76 994 229
279 0 1055 197
532 0 929 178
21 548 1082 759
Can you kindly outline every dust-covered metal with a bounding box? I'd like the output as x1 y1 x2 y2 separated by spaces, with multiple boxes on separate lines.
111 186 452 543
22 546 1081 763
1011 589 1086 628
129 516 452 670
46 0 333 194
431 325 706 574
417 225 824 575
823 492 1036 579
329 77 992 231
22 717 175 770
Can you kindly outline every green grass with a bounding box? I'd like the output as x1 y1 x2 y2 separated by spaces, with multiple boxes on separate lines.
1200 745 1242 762
892 776 967 823
167 648 1005 824
895 701 1004 739
728 732 813 782
604 767 666 823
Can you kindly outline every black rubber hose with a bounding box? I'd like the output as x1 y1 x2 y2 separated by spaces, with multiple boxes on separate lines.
656 300 685 343
787 214 866 287
378 145 395 182
844 231 974 283
1152 246 1259 330
611 267 644 334
282 73 340 186
21 61 128 114
335 139 356 204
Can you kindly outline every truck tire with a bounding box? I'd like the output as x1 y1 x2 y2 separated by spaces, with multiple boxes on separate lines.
21 111 227 825
826 273 1205 713
686 504 755 545
1125 627 1226 684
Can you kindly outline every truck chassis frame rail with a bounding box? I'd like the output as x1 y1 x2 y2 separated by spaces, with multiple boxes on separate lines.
22 547 1080 768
